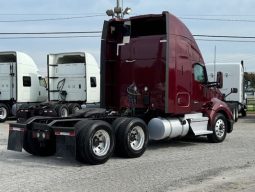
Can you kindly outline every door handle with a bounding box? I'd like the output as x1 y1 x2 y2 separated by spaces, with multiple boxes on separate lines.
193 100 199 104
126 60 136 63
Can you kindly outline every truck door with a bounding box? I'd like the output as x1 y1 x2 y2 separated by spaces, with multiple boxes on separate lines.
38 77 48 102
192 63 208 111
0 62 16 101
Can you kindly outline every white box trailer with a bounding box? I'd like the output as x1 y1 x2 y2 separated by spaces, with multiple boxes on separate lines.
0 51 47 122
206 62 247 121
17 52 100 122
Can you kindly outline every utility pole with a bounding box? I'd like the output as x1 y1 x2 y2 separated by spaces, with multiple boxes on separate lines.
114 0 122 19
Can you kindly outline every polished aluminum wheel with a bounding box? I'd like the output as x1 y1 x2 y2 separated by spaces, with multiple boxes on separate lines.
129 126 145 151
92 130 110 157
215 119 226 138
60 108 68 117
0 107 7 120
232 108 236 121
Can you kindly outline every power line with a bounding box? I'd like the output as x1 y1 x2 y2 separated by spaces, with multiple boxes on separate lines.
0 35 101 39
0 13 103 16
0 15 105 23
187 15 255 17
1 32 255 39
1 13 255 17
1 30 255 42
180 17 255 23
2 37 255 42
181 14 255 17
1 14 255 23
196 39 255 43
194 35 255 39
0 31 101 35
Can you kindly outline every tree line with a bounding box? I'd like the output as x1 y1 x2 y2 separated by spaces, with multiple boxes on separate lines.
244 72 255 90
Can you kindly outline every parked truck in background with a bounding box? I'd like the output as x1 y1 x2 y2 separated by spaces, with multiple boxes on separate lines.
16 51 100 122
8 12 234 165
206 62 247 121
0 51 47 122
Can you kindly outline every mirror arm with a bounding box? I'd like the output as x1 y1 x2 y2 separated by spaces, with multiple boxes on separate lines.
224 92 232 99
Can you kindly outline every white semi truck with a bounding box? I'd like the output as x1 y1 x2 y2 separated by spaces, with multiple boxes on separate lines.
0 51 47 122
206 62 247 121
16 51 100 122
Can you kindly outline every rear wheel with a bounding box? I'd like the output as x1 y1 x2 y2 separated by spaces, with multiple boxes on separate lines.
75 120 114 165
68 103 81 115
115 118 148 158
241 109 247 117
55 104 69 117
112 117 129 132
207 113 227 143
0 103 9 122
23 129 56 156
232 108 236 122
234 106 239 122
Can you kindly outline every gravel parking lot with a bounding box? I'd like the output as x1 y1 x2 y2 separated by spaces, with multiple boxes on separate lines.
0 115 255 192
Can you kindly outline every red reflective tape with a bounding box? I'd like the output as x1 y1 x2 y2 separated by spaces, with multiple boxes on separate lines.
55 131 75 137
9 127 26 132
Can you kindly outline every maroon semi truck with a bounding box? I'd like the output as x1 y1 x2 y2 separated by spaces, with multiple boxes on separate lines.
7 12 234 165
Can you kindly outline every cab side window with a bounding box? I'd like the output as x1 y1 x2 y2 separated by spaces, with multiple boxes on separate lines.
194 64 206 83
39 77 47 88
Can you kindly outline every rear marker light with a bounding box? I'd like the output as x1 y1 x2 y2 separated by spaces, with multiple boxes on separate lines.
9 127 25 132
55 131 75 137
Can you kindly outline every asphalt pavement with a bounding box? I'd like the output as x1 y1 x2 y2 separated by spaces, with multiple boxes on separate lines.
0 115 255 192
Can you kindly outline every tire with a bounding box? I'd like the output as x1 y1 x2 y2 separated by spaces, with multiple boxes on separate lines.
23 129 56 156
0 103 9 123
75 120 115 165
207 113 227 143
241 109 247 117
112 117 129 132
55 104 69 117
232 108 236 122
115 118 148 158
74 119 92 162
234 106 239 122
68 103 81 115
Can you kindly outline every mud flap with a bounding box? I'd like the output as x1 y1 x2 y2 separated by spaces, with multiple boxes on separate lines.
55 131 76 158
7 126 26 152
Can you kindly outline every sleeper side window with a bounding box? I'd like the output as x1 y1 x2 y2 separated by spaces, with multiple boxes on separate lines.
23 76 31 87
90 77 97 88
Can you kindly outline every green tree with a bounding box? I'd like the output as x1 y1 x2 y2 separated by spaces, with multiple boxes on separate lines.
244 72 255 89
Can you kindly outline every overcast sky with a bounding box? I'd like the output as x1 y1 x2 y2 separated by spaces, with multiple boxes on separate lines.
1 0 255 74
